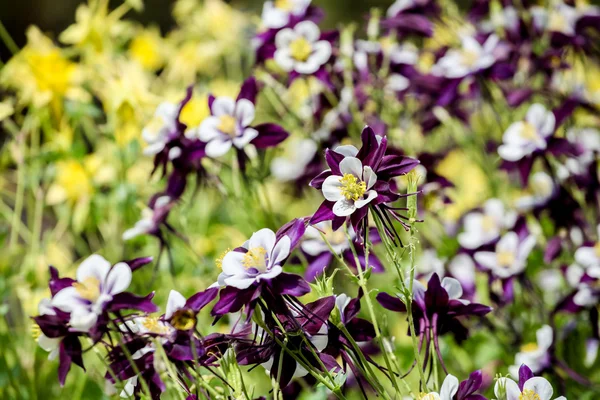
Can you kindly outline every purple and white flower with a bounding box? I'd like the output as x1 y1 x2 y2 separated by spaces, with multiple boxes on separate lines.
515 172 555 211
190 96 258 158
474 232 536 279
122 195 171 240
321 154 379 217
218 228 291 289
270 138 317 182
51 255 132 331
274 21 332 75
495 364 566 400
261 0 311 29
142 102 179 156
458 198 517 249
498 103 556 162
509 325 553 376
431 34 500 79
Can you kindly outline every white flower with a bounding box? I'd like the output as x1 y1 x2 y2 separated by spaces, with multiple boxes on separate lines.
218 228 291 289
498 103 555 162
557 128 600 179
458 199 517 249
418 374 460 400
474 232 536 279
274 21 332 75
142 102 179 156
515 172 555 211
270 138 317 181
301 221 351 256
509 325 553 376
188 96 258 158
52 255 132 332
431 34 499 79
122 195 171 240
417 249 446 280
321 152 378 217
495 376 566 400
261 0 311 29
573 224 600 277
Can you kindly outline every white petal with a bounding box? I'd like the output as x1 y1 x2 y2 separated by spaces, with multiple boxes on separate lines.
498 144 528 161
234 99 255 127
523 377 553 400
197 117 221 142
225 275 257 289
295 21 320 42
474 251 499 270
362 166 377 189
77 254 111 283
205 138 233 158
334 145 359 157
262 3 289 29
322 175 344 201
536 325 553 351
518 235 537 260
165 290 186 320
310 324 329 352
51 287 80 312
294 57 321 75
575 246 599 267
273 48 295 72
212 97 236 117
339 157 363 177
497 232 519 252
70 308 98 332
257 265 283 282
105 262 132 295
221 251 248 275
496 377 520 400
248 228 277 253
232 128 258 148
271 236 291 266
439 374 459 400
309 41 332 65
441 277 463 300
275 28 296 49
333 198 357 217
354 190 377 208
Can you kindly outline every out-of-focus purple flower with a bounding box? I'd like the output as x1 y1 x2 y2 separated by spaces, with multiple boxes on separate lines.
261 0 312 29
458 199 517 250
474 232 536 279
431 34 501 79
509 325 553 377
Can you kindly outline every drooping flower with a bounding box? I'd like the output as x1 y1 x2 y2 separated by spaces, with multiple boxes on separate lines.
274 21 332 75
495 364 566 400
458 199 517 250
474 232 536 279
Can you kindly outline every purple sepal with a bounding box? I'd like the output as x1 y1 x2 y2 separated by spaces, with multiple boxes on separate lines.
276 218 307 249
237 77 258 104
110 292 159 313
124 256 154 272
518 364 534 391
186 287 218 312
48 266 75 297
252 123 289 148
272 273 310 297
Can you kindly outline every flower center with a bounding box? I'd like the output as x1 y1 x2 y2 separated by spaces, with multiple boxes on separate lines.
461 49 480 67
340 173 366 201
519 122 539 141
274 0 294 11
520 342 539 353
519 389 541 400
243 246 269 272
74 277 101 302
481 215 496 233
496 250 516 268
170 309 196 331
289 37 313 62
141 316 169 334
218 115 238 136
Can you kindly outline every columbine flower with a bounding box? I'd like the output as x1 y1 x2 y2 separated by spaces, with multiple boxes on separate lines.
187 77 288 158
163 288 218 331
417 370 484 400
515 172 555 211
261 0 311 29
474 232 536 279
495 364 566 400
51 255 132 331
498 103 556 162
274 21 332 75
431 34 500 79
270 137 318 182
218 228 291 289
458 199 517 250
142 102 180 156
310 126 419 240
122 195 172 240
36 299 61 361
509 325 553 376
321 154 379 217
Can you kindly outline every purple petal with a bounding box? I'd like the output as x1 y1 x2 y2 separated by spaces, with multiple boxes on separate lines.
305 252 333 281
186 287 218 312
376 292 407 312
272 273 310 297
124 256 154 272
237 77 258 104
309 169 332 189
276 218 307 249
377 155 420 179
110 292 159 313
251 123 289 148
518 364 534 390
309 201 336 225
325 148 344 175
211 286 259 317
456 370 483 398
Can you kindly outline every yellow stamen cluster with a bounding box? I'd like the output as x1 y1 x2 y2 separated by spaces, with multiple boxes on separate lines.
31 324 42 340
217 115 238 136
340 173 366 201
289 37 313 62
141 316 169 334
215 248 231 269
461 49 479 67
242 246 268 271
274 0 294 11
74 276 101 302
519 122 539 141
519 389 541 400
520 342 539 353
481 215 496 233
171 309 196 331
496 250 516 268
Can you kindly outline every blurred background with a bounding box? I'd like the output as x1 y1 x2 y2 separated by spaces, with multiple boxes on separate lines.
0 0 394 62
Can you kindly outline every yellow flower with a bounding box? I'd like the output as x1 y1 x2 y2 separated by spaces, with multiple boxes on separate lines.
129 29 165 70
0 27 87 111
47 160 94 205
179 94 210 130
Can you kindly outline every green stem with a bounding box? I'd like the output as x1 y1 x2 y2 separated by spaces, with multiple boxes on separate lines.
0 20 19 55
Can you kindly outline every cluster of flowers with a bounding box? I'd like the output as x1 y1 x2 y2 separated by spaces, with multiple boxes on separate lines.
4 0 598 398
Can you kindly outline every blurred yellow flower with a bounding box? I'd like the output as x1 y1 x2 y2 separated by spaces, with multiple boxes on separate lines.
0 27 87 111
179 94 210 131
129 28 165 70
47 160 94 205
